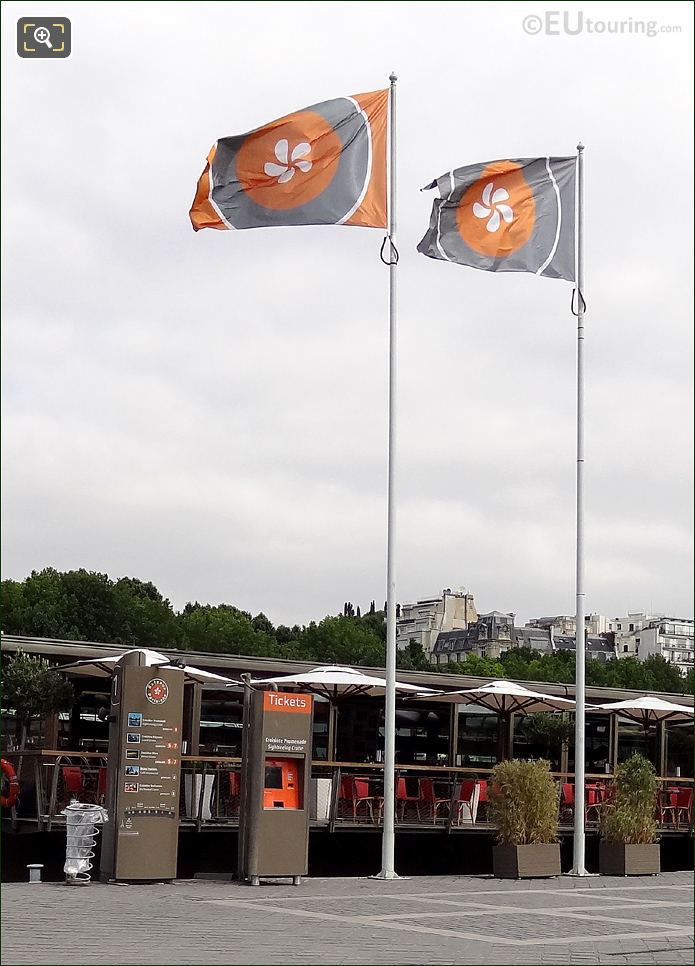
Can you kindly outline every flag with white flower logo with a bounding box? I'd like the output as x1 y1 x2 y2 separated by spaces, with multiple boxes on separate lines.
190 90 388 231
417 157 576 280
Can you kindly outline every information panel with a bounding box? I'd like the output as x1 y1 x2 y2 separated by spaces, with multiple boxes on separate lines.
101 665 184 881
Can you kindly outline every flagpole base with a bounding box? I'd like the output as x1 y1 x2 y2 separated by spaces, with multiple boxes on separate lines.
371 870 403 880
566 867 595 877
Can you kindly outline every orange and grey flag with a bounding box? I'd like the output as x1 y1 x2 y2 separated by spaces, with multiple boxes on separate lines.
190 90 388 232
417 158 576 281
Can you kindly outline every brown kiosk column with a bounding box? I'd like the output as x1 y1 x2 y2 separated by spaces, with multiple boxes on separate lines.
100 652 184 882
239 689 314 886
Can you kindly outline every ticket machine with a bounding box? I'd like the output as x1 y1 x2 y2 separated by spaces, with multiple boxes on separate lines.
263 758 303 810
239 689 314 885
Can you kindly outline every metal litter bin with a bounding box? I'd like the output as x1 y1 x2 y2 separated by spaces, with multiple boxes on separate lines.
62 802 108 884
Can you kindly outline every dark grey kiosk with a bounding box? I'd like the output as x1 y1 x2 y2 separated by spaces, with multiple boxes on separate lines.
99 652 184 882
238 689 314 886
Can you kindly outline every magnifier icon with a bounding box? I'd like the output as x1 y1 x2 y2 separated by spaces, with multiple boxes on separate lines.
33 26 53 49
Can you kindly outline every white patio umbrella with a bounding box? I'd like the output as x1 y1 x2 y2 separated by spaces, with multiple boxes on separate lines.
250 665 434 762
250 664 433 701
420 679 575 714
416 679 575 760
589 695 694 728
59 648 239 687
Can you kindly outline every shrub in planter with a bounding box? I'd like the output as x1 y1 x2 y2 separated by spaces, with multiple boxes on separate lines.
599 753 660 875
488 759 561 878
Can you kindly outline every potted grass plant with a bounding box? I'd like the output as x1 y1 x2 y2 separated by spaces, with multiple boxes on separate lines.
488 759 561 878
599 753 660 875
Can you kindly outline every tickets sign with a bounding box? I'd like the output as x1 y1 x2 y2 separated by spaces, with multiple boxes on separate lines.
263 691 313 714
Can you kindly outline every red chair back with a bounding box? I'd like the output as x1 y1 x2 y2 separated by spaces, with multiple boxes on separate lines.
62 766 83 797
228 771 240 797
677 788 693 810
477 780 488 803
458 779 476 802
419 779 435 803
396 777 408 800
561 783 574 806
352 778 371 800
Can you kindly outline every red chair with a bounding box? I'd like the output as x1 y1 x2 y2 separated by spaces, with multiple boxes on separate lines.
96 766 107 804
661 787 693 829
62 766 84 801
337 776 352 818
585 783 604 822
559 783 606 823
396 777 419 822
559 782 574 823
674 788 693 828
221 770 240 817
418 778 450 823
347 777 374 823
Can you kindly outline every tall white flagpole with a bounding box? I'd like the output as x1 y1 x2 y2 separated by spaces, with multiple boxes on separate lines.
377 70 399 880
571 141 588 876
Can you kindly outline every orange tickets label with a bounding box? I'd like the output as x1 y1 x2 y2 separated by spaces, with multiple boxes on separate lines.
263 691 313 714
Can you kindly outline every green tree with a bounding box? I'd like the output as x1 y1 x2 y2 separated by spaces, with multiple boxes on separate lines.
112 577 181 648
499 647 574 685
517 712 574 759
177 603 277 656
1 569 181 649
0 579 25 634
447 654 504 678
488 759 559 845
2 568 84 640
601 754 659 844
301 615 385 667
359 608 387 644
1 651 74 745
397 640 431 672
251 612 275 637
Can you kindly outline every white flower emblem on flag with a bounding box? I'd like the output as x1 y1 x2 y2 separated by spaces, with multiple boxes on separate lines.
191 90 388 230
472 182 514 233
264 139 312 184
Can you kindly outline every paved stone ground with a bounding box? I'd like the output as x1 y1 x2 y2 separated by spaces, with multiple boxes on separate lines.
1 872 693 965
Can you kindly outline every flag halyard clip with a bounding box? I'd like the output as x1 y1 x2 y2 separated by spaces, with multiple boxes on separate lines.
571 288 587 317
380 235 399 266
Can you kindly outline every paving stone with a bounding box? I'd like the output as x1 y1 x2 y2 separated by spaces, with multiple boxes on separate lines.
1 872 692 965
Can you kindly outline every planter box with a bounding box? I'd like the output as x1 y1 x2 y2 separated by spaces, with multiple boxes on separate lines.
599 842 660 876
492 843 561 879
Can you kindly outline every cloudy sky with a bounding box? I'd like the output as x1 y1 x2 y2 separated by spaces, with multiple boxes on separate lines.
2 1 692 627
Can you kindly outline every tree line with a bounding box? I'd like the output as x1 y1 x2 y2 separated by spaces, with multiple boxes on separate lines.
446 649 693 696
1 568 691 693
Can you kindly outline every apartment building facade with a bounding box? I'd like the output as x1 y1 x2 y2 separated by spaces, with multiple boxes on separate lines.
396 589 477 657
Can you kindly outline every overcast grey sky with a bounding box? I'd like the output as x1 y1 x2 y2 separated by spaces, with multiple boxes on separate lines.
2 1 693 627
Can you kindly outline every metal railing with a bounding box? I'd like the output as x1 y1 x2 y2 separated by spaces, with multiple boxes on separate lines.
2 751 692 834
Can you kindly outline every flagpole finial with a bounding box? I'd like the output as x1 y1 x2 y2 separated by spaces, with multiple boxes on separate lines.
389 72 397 83
577 142 585 152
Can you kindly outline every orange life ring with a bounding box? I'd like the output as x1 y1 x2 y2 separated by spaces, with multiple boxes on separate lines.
1 758 20 808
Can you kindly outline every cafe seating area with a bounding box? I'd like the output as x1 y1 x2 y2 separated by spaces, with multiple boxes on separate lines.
3 746 693 839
